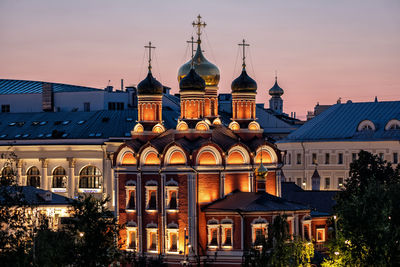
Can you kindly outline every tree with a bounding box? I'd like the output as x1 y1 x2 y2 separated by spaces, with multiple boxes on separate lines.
244 215 314 267
65 195 121 266
324 150 400 266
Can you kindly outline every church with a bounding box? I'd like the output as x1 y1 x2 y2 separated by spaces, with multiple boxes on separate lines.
114 16 330 266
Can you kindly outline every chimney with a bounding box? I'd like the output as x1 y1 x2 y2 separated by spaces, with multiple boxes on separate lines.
121 79 124 91
42 83 54 112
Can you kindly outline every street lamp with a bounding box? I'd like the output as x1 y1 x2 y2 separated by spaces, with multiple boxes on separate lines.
333 215 337 239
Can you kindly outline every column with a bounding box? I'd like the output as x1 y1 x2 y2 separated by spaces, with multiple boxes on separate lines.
67 158 76 198
161 173 166 254
137 173 143 254
249 172 254 192
105 152 113 208
16 159 23 185
220 172 225 197
40 158 49 190
187 173 196 256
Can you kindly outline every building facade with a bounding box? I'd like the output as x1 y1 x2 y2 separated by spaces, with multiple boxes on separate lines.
278 100 400 190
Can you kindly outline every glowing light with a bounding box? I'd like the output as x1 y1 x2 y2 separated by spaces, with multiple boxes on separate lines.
176 121 189 131
122 152 137 165
227 151 245 164
196 121 209 131
248 121 260 131
152 123 165 134
133 123 144 133
229 121 240 131
169 151 186 165
255 150 272 164
198 151 217 165
145 152 160 165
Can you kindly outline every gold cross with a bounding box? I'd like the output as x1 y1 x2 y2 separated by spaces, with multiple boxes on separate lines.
238 39 249 68
192 14 206 43
186 36 196 67
144 41 156 71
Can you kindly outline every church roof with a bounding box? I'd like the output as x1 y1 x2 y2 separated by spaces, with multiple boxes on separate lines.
202 190 309 212
279 101 400 143
0 79 103 95
281 182 338 216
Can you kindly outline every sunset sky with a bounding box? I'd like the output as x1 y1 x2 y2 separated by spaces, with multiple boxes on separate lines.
1 0 399 119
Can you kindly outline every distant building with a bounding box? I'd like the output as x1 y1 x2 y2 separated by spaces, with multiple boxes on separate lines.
278 100 400 191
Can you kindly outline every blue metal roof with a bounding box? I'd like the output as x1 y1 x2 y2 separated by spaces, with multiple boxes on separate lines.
279 101 400 142
0 109 180 142
0 79 103 95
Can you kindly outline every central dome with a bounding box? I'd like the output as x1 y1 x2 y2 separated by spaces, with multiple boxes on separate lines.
178 43 220 87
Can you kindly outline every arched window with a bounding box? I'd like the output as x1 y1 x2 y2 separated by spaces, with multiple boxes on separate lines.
169 151 186 165
27 166 40 188
198 151 217 165
385 119 400 130
79 166 102 189
255 150 272 164
122 152 137 165
52 166 67 188
144 152 160 165
1 166 14 179
357 120 376 132
227 151 245 164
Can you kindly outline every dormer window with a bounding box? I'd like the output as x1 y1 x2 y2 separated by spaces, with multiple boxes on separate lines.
357 120 375 132
385 119 400 130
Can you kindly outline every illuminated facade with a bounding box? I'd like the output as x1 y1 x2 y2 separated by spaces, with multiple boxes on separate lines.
115 16 332 266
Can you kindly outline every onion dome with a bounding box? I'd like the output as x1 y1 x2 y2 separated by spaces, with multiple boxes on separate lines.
231 68 257 93
178 43 220 87
137 71 163 95
179 68 205 92
269 77 284 97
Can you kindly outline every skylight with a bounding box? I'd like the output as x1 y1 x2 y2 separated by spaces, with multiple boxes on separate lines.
95 133 102 137
62 120 70 125
62 133 68 138
126 117 133 122
77 120 85 125
89 133 95 137
40 121 47 126
38 134 44 138
0 134 7 138
15 134 21 138
46 133 52 137
125 132 131 137
8 122 16 126
22 134 29 138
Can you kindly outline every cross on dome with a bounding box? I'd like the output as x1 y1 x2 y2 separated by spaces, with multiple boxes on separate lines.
238 39 249 69
144 41 156 71
192 14 206 43
186 36 196 68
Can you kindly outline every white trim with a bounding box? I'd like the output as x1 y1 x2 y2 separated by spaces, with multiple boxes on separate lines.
196 146 222 166
164 146 187 165
227 146 250 165
385 119 400 130
357 120 376 132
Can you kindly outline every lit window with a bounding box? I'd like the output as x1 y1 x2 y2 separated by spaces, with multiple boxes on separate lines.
251 218 268 248
312 153 317 165
126 223 138 251
146 226 158 252
221 219 233 249
338 177 344 188
79 166 102 189
121 152 137 165
126 189 136 211
27 166 40 188
166 223 179 254
146 183 158 211
207 219 220 248
52 166 67 188
379 153 384 161
316 228 325 242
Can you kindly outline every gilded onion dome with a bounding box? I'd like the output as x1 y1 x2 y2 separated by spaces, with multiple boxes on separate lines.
231 68 257 93
137 71 163 95
269 77 284 97
178 43 220 87
179 68 205 92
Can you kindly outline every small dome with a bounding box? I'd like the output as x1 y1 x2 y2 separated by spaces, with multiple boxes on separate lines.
178 43 220 87
231 68 257 93
137 71 163 95
269 78 284 97
179 68 205 92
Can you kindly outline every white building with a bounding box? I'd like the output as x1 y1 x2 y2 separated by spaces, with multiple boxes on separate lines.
277 100 400 190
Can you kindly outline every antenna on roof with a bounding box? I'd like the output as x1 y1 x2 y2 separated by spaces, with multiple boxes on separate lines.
107 80 111 86
374 96 378 103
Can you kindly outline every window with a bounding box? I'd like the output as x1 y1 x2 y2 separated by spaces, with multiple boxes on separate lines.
108 102 125 110
207 219 220 248
296 178 302 187
221 220 233 248
79 166 102 189
252 218 268 247
27 167 40 188
52 167 67 188
394 153 398 164
1 166 14 179
127 189 136 210
338 177 344 188
324 177 330 189
302 178 307 189
379 153 384 161
1 104 10 113
84 102 90 112
316 228 325 242
312 153 317 165
338 153 343 164
352 153 357 162
304 225 310 241
296 153 301 164
146 183 158 211
166 224 179 254
147 227 158 252
288 153 291 165
325 153 330 164
127 227 137 251
168 191 177 210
